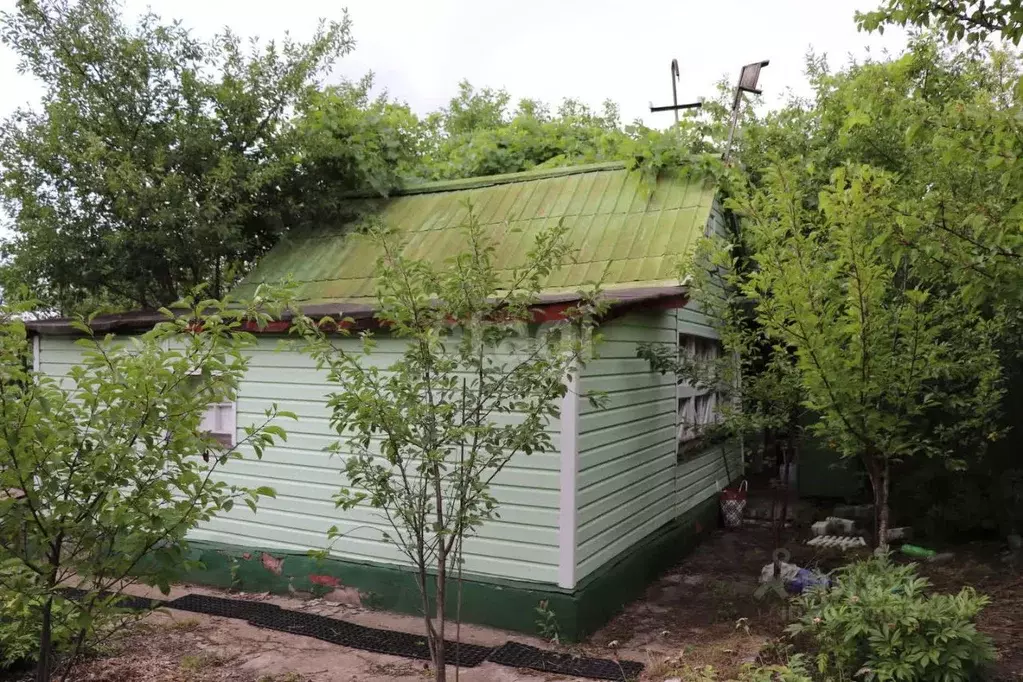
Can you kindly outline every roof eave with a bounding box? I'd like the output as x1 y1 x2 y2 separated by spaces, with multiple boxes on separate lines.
25 285 688 336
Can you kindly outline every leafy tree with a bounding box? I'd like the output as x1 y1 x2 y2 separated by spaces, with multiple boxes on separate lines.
284 74 426 226
740 38 1023 307
736 35 1023 535
0 291 293 681
413 80 732 183
736 163 1003 548
292 209 604 682
0 0 352 313
857 0 1023 45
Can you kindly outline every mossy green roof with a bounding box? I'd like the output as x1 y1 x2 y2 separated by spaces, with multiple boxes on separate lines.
237 162 715 304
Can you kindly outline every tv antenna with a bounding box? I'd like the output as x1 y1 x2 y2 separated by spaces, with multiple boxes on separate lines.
724 59 770 161
649 58 702 124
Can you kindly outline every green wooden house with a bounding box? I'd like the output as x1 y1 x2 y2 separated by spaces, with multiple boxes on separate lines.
29 161 742 639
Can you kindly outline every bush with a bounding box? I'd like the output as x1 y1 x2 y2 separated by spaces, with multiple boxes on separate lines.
0 587 76 670
737 656 813 682
788 556 995 682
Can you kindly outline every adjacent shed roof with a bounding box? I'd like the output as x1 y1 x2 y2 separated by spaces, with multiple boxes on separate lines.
235 161 716 305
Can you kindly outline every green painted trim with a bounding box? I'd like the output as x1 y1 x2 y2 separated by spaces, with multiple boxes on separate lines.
178 496 719 641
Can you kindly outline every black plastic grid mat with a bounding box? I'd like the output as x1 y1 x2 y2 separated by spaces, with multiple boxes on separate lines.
56 589 645 680
58 588 164 611
166 594 282 622
487 641 643 681
247 608 492 667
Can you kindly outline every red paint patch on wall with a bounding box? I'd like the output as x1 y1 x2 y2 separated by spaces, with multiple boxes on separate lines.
309 574 341 588
261 552 284 575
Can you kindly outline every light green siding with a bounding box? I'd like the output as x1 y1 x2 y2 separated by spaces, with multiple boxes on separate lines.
35 334 563 584
576 312 678 580
575 302 741 582
38 336 88 389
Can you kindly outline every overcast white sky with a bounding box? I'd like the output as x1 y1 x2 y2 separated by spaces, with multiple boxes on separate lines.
0 0 907 126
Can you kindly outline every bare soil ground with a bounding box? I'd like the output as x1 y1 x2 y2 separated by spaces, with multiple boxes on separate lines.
918 543 1023 681
589 524 860 679
8 525 1019 682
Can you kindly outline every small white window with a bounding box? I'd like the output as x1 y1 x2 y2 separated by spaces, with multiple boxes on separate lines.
200 401 237 448
184 372 237 448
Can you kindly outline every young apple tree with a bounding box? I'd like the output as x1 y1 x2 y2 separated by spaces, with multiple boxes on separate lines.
0 290 294 681
293 208 603 682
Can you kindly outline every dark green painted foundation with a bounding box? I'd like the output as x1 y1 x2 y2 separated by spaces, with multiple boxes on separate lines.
180 496 720 641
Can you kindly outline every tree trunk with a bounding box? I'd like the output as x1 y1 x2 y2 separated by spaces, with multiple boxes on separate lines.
877 457 891 553
35 596 54 682
779 435 794 538
434 562 447 682
865 453 891 552
432 463 447 682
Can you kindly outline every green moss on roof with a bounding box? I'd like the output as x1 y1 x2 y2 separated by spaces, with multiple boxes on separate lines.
237 163 715 304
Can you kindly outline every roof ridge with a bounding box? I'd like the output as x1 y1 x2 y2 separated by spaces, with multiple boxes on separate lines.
342 161 629 199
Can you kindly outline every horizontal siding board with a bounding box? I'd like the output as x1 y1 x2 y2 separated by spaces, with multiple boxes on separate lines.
580 385 674 417
577 432 675 490
223 455 560 492
580 357 672 378
33 333 562 582
577 453 675 525
202 507 558 564
576 478 675 547
580 373 675 400
573 308 744 582
190 521 558 582
247 435 560 471
576 505 675 578
591 340 665 360
250 494 558 545
574 310 681 581
674 446 742 509
577 393 674 432
578 412 675 453
602 311 677 332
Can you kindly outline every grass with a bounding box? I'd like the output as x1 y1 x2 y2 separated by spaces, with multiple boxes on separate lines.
179 651 227 673
168 617 203 632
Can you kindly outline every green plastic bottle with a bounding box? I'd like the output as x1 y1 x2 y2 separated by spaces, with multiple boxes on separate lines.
900 544 936 558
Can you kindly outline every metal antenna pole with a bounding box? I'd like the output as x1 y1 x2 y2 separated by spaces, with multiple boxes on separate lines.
650 58 702 124
724 59 770 162
670 59 680 124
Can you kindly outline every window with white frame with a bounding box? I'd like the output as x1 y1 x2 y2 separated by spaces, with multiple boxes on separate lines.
185 373 237 448
676 333 723 458
200 401 237 448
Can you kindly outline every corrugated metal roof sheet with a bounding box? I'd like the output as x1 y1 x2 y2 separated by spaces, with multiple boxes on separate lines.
236 162 715 304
